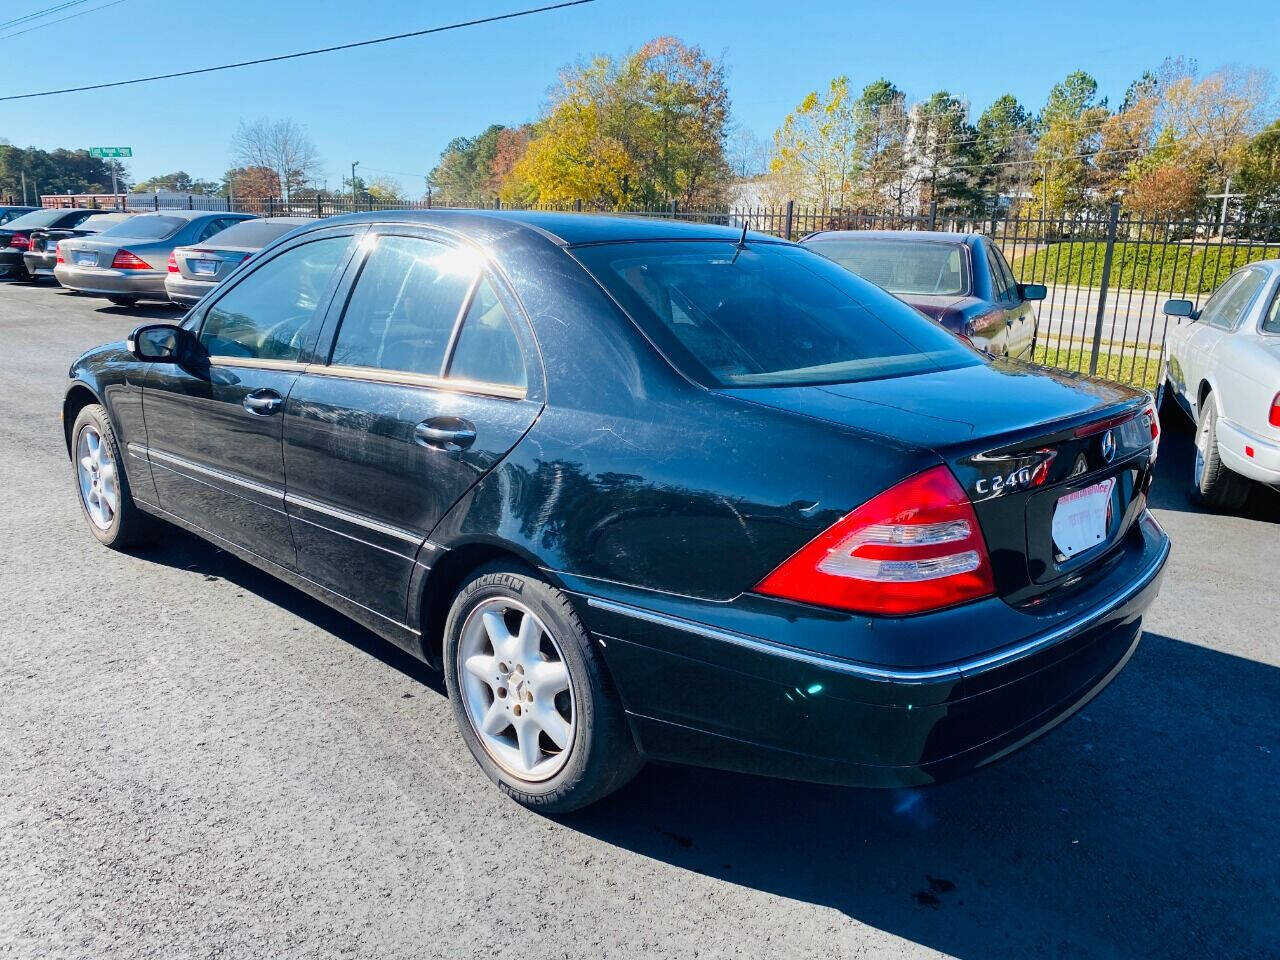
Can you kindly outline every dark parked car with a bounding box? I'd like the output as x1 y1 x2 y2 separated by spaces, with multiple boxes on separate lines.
0 208 101 281
0 205 38 226
63 211 1169 811
23 212 137 281
166 216 315 306
56 210 256 305
801 230 1046 359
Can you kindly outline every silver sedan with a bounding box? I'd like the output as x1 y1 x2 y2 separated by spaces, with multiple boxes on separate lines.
55 210 256 306
165 216 314 306
1163 259 1280 509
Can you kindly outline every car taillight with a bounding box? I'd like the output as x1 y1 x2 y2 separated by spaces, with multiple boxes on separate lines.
1270 392 1280 428
10 232 29 250
112 249 151 270
55 242 64 264
167 251 179 273
755 465 995 616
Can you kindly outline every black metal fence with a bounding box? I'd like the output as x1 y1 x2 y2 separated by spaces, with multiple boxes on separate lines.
129 192 1280 391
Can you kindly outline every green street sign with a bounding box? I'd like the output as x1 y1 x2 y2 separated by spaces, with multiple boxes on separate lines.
89 147 132 158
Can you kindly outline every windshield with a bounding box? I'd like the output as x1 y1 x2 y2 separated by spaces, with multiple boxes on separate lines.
804 237 969 297
575 241 980 388
5 209 68 230
100 215 186 240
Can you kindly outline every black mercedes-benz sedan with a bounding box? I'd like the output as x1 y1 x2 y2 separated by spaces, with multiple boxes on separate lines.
62 211 1169 811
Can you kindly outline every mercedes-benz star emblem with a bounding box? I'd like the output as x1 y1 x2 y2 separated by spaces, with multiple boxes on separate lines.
1101 429 1116 463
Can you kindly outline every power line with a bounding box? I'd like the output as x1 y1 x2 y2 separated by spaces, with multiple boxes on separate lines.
0 0 596 102
0 0 124 40
0 0 91 31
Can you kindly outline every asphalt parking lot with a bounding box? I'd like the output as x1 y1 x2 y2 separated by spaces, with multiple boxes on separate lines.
1 280 1277 960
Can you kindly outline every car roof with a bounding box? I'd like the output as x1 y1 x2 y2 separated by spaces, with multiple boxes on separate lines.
306 208 786 247
126 209 253 220
803 229 980 244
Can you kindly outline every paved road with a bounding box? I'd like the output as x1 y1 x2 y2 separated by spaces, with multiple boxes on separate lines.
1034 284 1176 355
1 281 1277 960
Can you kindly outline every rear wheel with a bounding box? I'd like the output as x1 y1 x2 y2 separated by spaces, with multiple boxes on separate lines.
443 564 642 812
71 404 153 549
1192 394 1251 512
106 296 138 307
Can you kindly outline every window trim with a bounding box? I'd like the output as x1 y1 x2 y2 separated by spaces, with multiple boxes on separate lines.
1257 273 1280 337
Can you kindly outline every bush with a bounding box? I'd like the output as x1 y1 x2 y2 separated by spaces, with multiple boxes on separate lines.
1013 241 1280 293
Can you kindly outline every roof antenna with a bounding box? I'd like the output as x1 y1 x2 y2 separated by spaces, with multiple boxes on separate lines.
731 219 749 264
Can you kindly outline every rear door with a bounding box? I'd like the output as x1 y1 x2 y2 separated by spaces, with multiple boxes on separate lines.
283 227 543 626
1184 268 1268 417
140 227 360 568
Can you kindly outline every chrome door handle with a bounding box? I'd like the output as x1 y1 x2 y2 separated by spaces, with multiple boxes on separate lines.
415 417 476 451
242 389 284 415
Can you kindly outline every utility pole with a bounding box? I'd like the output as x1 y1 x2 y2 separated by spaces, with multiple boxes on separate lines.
351 161 359 207
20 170 27 206
109 162 119 209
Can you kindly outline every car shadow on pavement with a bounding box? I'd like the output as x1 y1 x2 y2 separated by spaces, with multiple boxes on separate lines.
1152 404 1280 521
567 631 1279 959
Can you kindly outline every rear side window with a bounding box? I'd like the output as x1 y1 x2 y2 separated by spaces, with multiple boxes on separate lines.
805 238 968 297
984 244 1010 299
447 278 526 388
199 236 351 361
1261 286 1280 334
330 235 478 376
576 241 980 388
100 215 186 240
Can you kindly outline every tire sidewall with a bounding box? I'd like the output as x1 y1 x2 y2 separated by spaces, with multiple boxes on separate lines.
71 404 130 547
442 567 601 806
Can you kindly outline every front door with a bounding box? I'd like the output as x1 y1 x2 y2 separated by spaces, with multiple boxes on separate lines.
140 231 358 568
989 241 1035 359
282 230 543 627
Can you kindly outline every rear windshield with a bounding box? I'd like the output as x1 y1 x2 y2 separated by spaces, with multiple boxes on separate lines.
202 219 301 248
100 215 186 240
5 209 69 230
575 241 980 388
804 237 969 297
79 214 132 233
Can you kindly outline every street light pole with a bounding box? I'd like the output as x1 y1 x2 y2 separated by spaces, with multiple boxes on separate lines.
351 161 359 208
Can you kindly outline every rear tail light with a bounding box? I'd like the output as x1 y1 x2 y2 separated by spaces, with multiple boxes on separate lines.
167 251 179 273
1270 392 1280 428
55 242 64 265
111 249 152 270
10 232 29 250
755 465 995 616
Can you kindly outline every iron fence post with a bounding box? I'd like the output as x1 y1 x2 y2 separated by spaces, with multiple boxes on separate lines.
153 194 159 211
784 199 794 241
928 200 937 231
669 199 678 220
315 194 322 218
1089 201 1122 377
575 198 583 213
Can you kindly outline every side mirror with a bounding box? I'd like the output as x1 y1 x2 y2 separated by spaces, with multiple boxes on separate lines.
1018 282 1047 302
128 323 185 361
1163 299 1197 319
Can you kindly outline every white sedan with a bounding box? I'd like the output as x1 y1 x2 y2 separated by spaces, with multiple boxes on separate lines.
1162 259 1280 510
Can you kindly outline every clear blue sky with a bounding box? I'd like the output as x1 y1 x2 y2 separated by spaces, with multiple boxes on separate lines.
2 0 1277 195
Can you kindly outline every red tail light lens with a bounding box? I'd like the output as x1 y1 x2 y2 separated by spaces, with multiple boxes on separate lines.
10 232 30 250
1270 392 1280 428
111 249 152 270
167 251 179 273
755 465 995 616
55 242 64 265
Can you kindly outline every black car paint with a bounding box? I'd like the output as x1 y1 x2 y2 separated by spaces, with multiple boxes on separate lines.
65 210 1168 789
800 230 1039 359
0 208 99 280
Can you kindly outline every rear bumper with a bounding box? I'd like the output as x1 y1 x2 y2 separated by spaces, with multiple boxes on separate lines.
22 252 57 277
576 510 1170 788
164 274 217 305
1217 416 1280 488
54 265 168 300
0 249 29 278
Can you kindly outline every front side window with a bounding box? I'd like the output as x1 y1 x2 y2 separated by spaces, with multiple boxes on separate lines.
330 235 479 376
1202 268 1265 331
804 237 968 297
990 243 1019 298
576 241 980 388
199 235 351 361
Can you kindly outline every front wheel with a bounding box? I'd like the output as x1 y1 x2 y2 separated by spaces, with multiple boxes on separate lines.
1192 395 1251 512
443 564 642 812
71 404 153 549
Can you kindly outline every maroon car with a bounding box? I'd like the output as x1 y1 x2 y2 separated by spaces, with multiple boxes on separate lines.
801 229 1045 359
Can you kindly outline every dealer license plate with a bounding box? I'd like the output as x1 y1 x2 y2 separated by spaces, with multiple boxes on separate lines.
74 251 98 267
1052 478 1115 559
192 259 219 276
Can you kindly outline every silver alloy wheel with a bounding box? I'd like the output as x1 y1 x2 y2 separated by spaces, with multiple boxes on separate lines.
76 424 118 530
1194 406 1211 489
457 598 575 782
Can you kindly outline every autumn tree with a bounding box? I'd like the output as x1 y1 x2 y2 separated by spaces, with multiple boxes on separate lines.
366 176 406 203
229 118 321 202
769 76 861 207
1162 66 1273 193
1237 120 1280 212
429 124 505 204
224 165 281 200
1031 71 1111 214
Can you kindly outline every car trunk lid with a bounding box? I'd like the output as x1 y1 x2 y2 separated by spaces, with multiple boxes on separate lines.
173 244 251 282
722 359 1156 606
